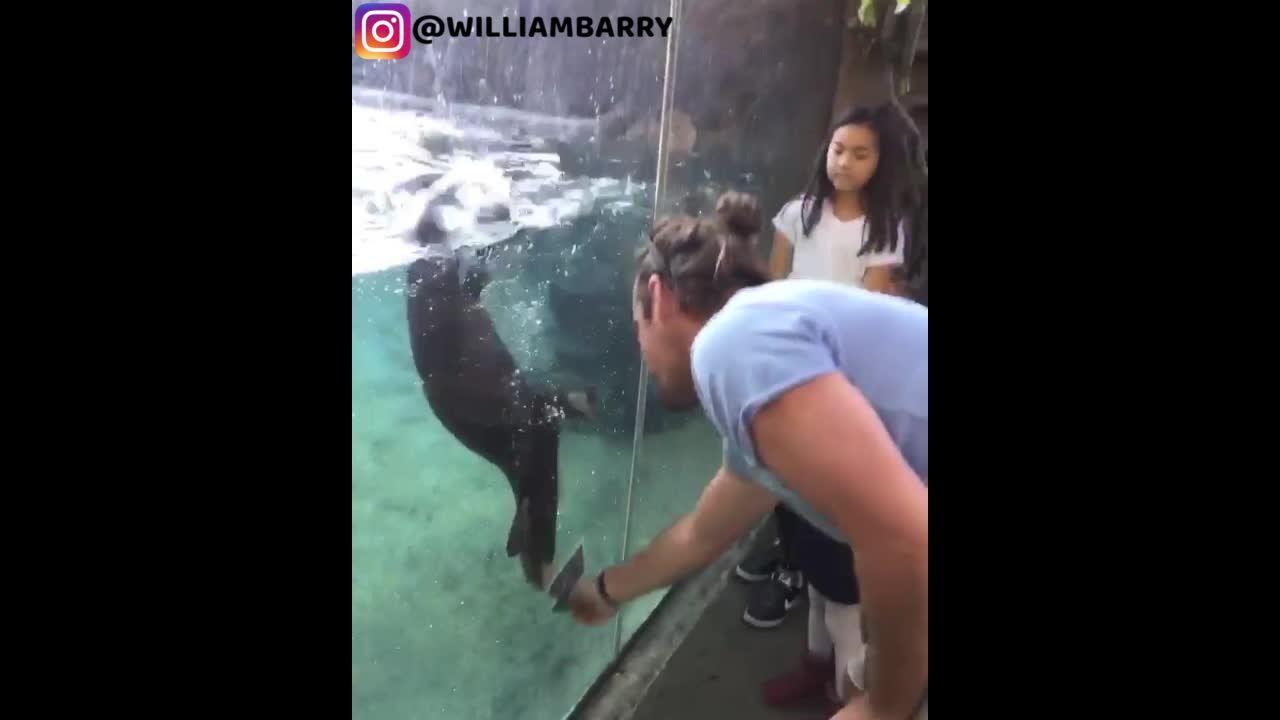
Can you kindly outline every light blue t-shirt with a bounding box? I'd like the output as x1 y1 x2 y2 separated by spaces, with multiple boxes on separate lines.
690 280 928 544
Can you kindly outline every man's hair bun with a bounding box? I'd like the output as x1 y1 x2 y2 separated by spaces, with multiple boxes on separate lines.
715 191 762 239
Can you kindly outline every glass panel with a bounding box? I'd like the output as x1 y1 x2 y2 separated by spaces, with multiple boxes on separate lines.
352 1 669 718
617 0 849 644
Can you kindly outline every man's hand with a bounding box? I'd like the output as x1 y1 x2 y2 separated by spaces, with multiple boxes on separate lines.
585 466 776 606
567 576 616 626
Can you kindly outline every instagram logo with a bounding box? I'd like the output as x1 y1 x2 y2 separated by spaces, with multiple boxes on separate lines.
355 3 411 60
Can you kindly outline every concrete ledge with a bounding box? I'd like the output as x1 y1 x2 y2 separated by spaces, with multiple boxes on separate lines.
564 524 765 720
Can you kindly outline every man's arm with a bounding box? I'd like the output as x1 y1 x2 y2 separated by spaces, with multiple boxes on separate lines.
768 230 793 279
752 372 928 720
600 464 777 604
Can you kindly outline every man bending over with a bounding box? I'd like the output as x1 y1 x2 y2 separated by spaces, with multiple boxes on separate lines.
566 192 928 720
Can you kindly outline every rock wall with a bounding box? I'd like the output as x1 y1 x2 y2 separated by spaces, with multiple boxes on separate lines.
671 0 845 217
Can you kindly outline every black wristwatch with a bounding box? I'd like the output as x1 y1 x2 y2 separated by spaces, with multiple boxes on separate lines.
596 570 619 608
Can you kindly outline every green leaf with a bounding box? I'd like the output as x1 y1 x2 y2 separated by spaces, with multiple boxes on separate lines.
859 0 878 27
896 0 911 13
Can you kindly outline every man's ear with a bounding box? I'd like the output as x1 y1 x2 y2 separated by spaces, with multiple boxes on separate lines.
649 274 668 321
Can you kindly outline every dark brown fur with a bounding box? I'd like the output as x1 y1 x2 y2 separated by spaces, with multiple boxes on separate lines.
406 252 592 588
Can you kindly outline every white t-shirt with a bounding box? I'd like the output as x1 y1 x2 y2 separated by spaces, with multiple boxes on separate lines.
773 197 905 286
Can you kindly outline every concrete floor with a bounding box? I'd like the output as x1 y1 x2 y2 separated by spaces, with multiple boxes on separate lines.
629 543 833 720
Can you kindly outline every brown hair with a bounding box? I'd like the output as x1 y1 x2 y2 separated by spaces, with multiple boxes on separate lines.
635 191 771 320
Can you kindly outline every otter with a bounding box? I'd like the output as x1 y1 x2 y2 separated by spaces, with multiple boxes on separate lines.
405 214 593 589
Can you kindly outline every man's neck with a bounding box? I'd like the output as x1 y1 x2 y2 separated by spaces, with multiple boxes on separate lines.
676 315 706 350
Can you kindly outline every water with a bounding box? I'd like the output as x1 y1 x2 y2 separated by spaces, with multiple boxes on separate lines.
352 88 683 720
351 89 645 275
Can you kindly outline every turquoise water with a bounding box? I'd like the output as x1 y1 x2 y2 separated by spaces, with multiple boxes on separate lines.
352 259 624 719
351 220 722 720
351 91 730 719
352 262 721 719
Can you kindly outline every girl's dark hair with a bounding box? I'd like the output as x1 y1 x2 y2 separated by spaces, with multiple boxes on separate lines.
797 104 914 257
894 179 928 307
635 191 771 320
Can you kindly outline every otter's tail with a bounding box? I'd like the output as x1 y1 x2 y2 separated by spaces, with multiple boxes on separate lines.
507 496 556 590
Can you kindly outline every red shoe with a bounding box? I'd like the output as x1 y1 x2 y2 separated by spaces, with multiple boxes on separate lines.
762 653 834 706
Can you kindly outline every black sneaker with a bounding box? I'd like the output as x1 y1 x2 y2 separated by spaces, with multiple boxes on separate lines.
735 538 781 582
742 567 805 629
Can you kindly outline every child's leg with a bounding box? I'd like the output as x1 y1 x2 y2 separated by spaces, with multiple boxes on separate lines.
806 584 834 657
824 598 866 702
761 584 834 706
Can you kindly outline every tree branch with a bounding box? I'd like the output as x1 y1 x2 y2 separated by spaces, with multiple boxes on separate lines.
900 0 927 93
881 0 927 178
883 66 927 179
879 0 899 56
